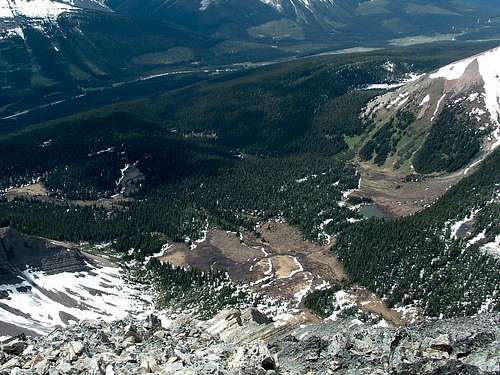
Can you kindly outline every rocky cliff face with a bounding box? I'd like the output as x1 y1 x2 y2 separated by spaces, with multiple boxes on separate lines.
0 227 91 285
0 228 151 338
0 308 498 374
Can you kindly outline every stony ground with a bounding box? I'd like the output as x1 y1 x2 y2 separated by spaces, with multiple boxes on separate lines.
0 308 498 375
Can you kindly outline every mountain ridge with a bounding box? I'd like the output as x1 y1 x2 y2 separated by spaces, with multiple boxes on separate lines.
0 226 92 285
0 228 152 336
360 45 500 176
2 0 500 118
0 308 498 374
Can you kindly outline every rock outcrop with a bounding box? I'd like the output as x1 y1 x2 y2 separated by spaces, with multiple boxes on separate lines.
0 309 498 374
0 227 92 285
272 313 499 374
0 228 147 338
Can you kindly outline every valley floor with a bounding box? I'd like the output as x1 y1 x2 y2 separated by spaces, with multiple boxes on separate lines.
159 222 408 327
356 161 469 217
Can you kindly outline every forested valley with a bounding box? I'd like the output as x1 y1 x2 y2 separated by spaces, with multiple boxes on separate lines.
1 41 499 319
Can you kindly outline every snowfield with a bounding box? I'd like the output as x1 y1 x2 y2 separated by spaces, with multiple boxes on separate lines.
481 234 500 259
0 0 75 19
260 0 341 13
0 264 152 335
430 46 500 148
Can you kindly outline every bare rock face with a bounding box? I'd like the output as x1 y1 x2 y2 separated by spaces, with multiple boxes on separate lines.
0 310 498 374
204 307 278 346
0 336 27 355
230 339 276 374
271 313 500 375
0 227 92 285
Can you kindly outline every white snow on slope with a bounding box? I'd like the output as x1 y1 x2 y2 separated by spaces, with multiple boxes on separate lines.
0 265 152 335
0 25 24 39
419 94 430 106
448 209 479 240
468 229 486 246
261 0 337 13
201 0 337 13
293 278 312 303
326 290 357 321
364 73 424 91
481 234 500 259
0 0 13 16
199 0 213 11
430 46 500 147
260 0 283 11
0 0 75 19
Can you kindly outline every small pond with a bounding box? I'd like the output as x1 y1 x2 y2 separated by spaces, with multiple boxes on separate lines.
358 204 394 219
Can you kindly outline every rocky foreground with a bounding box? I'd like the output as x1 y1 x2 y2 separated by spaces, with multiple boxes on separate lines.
0 309 498 375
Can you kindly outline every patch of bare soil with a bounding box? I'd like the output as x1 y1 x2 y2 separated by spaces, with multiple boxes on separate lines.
258 222 347 283
5 182 48 198
157 223 404 325
3 182 132 210
210 231 263 264
119 164 145 197
358 161 465 217
158 243 190 267
158 224 344 307
273 255 300 279
351 287 407 326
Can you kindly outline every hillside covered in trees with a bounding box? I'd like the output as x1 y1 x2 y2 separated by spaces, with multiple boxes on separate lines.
335 149 500 318
1 41 499 320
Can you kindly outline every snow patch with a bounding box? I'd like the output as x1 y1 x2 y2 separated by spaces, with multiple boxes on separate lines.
0 265 152 335
0 0 76 19
480 234 500 258
468 230 486 246
365 73 424 91
263 258 273 276
89 147 115 157
383 61 395 73
293 277 313 304
296 174 317 183
419 94 430 106
0 26 24 40
325 290 357 321
199 0 213 11
430 46 500 148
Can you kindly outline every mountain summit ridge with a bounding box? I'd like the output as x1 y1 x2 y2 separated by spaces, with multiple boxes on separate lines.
361 45 500 175
0 0 108 20
0 308 498 374
429 46 500 148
